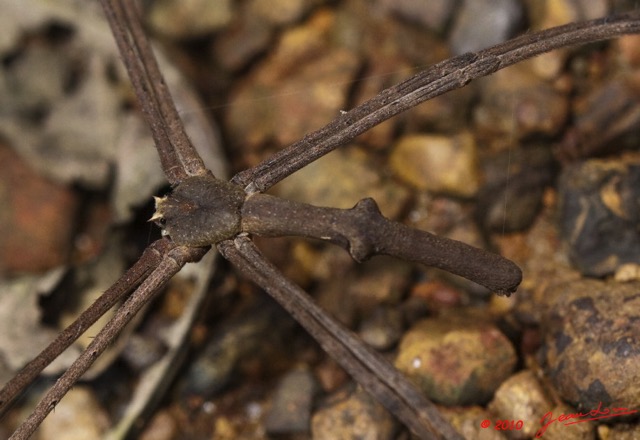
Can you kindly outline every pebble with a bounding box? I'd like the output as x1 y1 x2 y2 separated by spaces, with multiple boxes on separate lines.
557 154 640 277
476 145 555 233
394 314 517 405
38 386 110 440
357 306 404 351
487 370 553 439
440 406 508 440
139 410 178 440
273 146 410 218
390 132 479 198
311 387 397 439
541 278 640 410
145 0 233 39
449 0 523 55
225 9 361 151
264 367 318 434
179 300 292 399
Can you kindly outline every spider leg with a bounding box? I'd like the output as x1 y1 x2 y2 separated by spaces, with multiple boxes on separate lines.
231 12 640 193
100 0 208 183
0 239 174 416
241 193 522 295
219 236 463 440
9 244 208 440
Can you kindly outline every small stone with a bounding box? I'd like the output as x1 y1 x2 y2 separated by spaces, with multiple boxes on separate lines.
145 0 233 39
357 306 404 351
541 278 640 410
439 406 508 440
390 132 479 197
273 147 410 218
449 0 523 55
394 315 517 405
557 155 640 277
38 386 110 440
139 410 178 440
476 145 555 233
488 370 553 439
264 367 318 434
225 10 361 151
311 387 397 440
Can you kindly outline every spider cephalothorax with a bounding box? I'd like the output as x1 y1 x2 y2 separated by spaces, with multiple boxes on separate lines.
151 174 245 246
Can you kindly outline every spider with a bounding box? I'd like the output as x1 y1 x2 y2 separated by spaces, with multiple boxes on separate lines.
2 2 639 439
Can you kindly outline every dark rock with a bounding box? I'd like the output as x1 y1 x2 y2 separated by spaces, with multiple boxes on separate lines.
558 155 640 276
541 278 640 410
476 145 556 233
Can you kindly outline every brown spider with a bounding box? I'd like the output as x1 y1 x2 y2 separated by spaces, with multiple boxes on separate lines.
2 2 639 439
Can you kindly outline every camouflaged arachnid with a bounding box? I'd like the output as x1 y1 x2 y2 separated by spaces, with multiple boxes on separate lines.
151 174 246 246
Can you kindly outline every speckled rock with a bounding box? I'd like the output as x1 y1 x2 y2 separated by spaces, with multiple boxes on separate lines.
541 278 640 410
488 370 553 439
394 314 517 405
558 155 640 277
390 132 479 198
449 0 523 55
311 387 397 439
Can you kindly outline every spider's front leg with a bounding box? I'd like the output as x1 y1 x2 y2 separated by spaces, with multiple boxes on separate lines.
151 173 521 296
241 193 522 296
